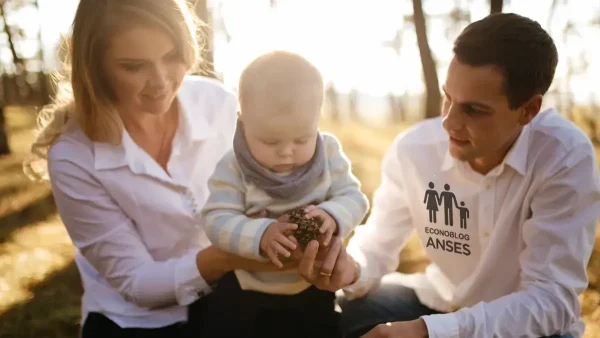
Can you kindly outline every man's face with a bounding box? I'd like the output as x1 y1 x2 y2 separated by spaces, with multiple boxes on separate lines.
441 57 530 173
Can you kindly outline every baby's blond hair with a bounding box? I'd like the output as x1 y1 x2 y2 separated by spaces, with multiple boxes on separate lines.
238 51 324 116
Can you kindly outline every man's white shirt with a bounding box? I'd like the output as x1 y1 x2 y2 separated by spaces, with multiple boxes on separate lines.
344 108 600 338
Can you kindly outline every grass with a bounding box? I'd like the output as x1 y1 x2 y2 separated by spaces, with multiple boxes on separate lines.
0 107 598 337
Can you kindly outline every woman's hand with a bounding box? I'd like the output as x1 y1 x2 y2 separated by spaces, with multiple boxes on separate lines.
196 246 298 284
297 237 360 292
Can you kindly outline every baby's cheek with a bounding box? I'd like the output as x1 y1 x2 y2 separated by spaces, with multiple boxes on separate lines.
250 144 275 166
298 146 316 164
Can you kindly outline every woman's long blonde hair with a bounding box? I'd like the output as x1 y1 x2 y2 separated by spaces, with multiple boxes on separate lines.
25 0 204 180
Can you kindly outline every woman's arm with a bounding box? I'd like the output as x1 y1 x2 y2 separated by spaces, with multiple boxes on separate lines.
197 245 297 284
49 150 213 309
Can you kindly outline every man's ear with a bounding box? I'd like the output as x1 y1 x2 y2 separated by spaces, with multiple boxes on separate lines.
518 94 543 125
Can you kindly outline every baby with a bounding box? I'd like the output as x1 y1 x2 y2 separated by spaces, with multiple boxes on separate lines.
200 51 369 338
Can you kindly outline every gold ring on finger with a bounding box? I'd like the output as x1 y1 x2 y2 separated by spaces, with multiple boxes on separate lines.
319 271 332 277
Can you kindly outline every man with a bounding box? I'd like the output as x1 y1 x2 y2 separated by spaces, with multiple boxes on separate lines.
298 13 600 338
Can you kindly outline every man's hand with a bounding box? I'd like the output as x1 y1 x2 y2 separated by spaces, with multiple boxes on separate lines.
297 237 359 292
304 205 337 246
360 319 429 338
260 221 298 268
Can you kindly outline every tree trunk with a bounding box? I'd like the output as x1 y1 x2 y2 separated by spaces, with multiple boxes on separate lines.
1 3 22 68
325 84 340 122
547 0 558 31
194 0 215 78
412 0 441 119
388 92 405 123
490 0 503 14
33 0 49 104
348 89 360 122
0 107 10 155
589 95 600 145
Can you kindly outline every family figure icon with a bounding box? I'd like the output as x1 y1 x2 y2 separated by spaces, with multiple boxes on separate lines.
423 182 469 229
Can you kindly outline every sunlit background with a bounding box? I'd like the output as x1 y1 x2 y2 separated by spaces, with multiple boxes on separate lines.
2 0 600 122
0 1 599 337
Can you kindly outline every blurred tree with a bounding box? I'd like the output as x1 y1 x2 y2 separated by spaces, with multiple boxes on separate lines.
490 0 503 14
562 20 576 121
325 83 340 122
348 89 360 122
412 0 441 119
387 91 405 123
588 95 599 144
383 28 407 122
446 1 470 41
1 2 22 72
0 0 52 155
547 0 559 30
193 0 215 78
0 105 8 155
0 0 18 155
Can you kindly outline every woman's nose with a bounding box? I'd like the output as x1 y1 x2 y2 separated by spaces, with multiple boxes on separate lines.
148 65 168 89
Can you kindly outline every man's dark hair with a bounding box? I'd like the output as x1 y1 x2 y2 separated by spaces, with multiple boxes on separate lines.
453 13 558 110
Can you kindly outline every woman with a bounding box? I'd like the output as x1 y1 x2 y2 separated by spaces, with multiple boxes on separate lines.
25 0 296 336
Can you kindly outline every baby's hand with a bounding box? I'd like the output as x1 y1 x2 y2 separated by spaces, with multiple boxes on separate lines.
304 205 337 246
260 221 298 268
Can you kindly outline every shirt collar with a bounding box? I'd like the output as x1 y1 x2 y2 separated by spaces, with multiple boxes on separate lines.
504 124 530 176
440 123 531 176
93 76 218 172
176 77 218 142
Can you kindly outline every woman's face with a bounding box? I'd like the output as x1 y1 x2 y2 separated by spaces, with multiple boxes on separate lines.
103 25 187 117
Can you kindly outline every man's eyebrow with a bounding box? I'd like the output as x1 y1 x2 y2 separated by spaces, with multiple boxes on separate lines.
463 101 493 110
442 87 493 111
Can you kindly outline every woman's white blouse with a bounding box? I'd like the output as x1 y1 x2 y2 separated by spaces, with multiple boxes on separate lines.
47 76 238 328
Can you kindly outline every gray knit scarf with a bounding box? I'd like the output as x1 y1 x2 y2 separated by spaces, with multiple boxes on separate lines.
233 120 325 200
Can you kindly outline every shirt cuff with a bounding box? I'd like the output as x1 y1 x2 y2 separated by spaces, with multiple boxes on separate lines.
174 250 211 306
342 256 372 300
421 313 460 338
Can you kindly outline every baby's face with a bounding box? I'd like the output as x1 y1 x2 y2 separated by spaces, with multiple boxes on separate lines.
241 106 320 173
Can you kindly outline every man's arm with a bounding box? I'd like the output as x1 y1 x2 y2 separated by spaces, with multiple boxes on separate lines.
202 152 274 261
317 134 369 238
343 134 416 299
422 147 600 338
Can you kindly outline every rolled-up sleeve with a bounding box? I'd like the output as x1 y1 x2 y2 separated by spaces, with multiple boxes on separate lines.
422 147 600 338
48 156 211 308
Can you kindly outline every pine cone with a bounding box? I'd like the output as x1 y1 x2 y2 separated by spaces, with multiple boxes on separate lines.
288 206 321 248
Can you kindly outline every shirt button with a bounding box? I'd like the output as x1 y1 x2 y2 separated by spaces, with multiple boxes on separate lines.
483 231 490 238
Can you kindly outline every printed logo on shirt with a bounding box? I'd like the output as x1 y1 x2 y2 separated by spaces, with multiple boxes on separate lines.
423 182 471 256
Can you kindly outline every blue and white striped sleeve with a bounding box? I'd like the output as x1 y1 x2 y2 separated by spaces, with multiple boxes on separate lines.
318 133 370 238
201 151 273 261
